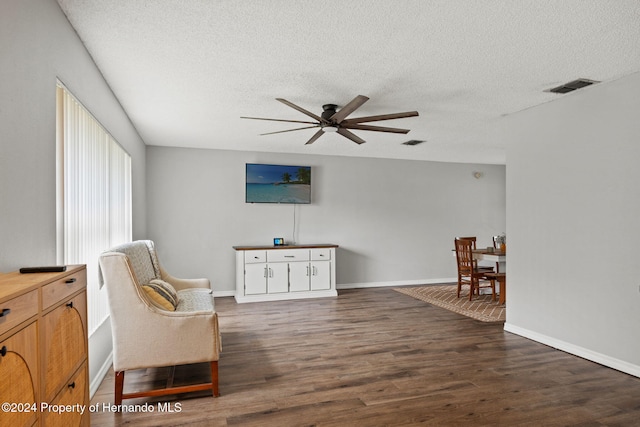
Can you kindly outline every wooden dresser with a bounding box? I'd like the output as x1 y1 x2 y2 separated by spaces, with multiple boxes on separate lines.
0 265 89 427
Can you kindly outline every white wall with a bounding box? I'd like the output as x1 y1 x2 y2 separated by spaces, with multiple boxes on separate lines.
0 0 148 269
504 71 640 376
146 147 506 293
0 0 147 392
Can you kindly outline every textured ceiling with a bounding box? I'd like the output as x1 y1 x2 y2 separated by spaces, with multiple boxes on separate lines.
56 0 640 164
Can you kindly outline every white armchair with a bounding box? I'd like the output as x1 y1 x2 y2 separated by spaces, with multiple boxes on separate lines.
99 240 221 404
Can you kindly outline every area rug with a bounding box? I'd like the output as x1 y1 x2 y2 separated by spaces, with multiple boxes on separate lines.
394 285 505 322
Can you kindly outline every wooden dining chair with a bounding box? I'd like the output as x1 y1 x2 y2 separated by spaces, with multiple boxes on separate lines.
484 272 506 305
491 236 503 273
454 237 496 301
456 236 494 273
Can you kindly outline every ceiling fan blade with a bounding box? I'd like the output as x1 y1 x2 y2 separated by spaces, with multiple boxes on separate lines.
329 95 369 124
276 98 324 122
305 129 325 145
337 128 366 145
259 125 320 136
241 116 318 125
342 111 419 124
342 123 410 134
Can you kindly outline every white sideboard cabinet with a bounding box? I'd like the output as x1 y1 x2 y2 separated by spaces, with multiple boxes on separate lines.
233 244 338 303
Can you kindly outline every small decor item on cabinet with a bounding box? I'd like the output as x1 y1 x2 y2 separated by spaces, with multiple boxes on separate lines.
273 238 285 246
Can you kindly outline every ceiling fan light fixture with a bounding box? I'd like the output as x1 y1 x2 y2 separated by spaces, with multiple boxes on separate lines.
322 126 338 133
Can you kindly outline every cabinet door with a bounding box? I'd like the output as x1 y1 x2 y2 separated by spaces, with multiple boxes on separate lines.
0 322 39 427
42 292 87 403
267 263 289 293
289 262 310 292
244 263 267 295
311 261 332 290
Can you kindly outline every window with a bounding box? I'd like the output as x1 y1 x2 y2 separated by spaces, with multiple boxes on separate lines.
56 82 132 335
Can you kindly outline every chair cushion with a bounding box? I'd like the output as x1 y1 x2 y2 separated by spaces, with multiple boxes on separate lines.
176 289 215 313
142 279 179 311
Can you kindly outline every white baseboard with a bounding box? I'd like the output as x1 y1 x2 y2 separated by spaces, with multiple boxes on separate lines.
504 322 640 379
90 350 113 398
234 289 338 303
214 279 456 296
213 289 236 298
337 277 456 290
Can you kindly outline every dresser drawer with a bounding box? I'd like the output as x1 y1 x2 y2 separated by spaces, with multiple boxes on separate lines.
43 362 88 427
311 248 332 261
245 251 267 264
42 269 87 310
267 249 310 263
0 289 38 337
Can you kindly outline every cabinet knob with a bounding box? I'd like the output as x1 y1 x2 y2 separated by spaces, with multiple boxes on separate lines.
0 346 6 357
0 308 10 317
68 381 76 389
66 301 74 309
65 278 77 284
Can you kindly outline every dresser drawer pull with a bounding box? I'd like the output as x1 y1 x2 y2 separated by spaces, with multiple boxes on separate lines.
0 346 6 357
0 308 10 317
284 255 295 258
66 301 74 309
65 278 77 284
68 381 76 389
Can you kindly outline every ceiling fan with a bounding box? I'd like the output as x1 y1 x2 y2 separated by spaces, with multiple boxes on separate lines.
241 95 419 145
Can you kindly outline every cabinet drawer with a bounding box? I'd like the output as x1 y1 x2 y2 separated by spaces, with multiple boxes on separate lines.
43 363 88 427
0 289 38 337
42 269 87 310
245 251 267 264
267 249 309 263
311 248 332 261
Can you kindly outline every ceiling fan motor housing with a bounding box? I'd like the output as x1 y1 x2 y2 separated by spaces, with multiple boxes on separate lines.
321 104 338 121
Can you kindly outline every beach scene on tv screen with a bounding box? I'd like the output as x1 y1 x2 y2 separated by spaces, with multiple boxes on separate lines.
246 164 311 204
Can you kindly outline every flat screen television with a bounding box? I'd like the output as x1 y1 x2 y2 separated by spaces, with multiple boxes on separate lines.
246 163 311 204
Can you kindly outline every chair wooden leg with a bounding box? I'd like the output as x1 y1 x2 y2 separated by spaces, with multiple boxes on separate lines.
115 371 125 406
491 279 496 301
211 361 220 397
115 363 220 403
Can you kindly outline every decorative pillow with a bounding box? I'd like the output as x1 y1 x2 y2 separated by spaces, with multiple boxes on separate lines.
142 279 179 311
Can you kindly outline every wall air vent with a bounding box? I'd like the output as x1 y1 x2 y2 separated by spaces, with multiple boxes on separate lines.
402 139 425 146
546 78 599 94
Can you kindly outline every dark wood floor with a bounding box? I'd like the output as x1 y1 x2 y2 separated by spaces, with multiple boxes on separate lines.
90 287 640 426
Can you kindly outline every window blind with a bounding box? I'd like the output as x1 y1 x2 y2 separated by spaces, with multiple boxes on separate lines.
56 83 132 335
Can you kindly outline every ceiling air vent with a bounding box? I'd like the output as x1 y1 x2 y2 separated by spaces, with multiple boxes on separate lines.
546 78 599 94
402 139 425 146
